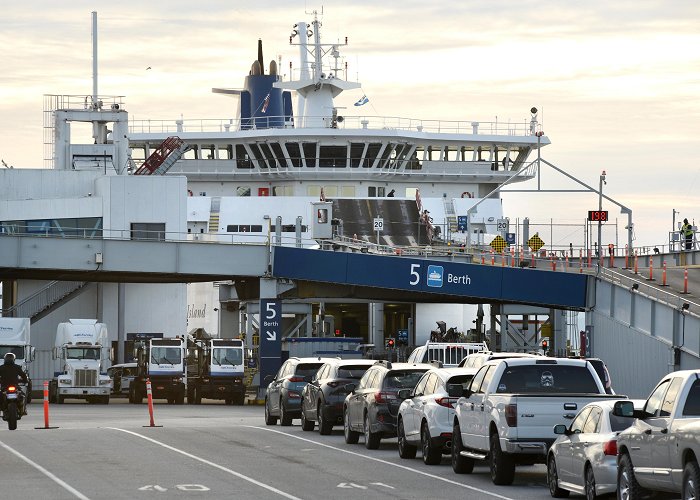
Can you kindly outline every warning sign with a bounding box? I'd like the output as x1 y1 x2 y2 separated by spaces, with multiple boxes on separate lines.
528 234 545 252
490 235 508 252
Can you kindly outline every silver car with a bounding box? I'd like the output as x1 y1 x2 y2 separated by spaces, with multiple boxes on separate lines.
547 399 639 499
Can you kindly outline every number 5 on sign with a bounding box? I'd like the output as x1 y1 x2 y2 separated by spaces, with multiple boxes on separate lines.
409 264 421 286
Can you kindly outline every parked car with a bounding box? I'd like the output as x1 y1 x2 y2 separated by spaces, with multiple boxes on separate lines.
344 361 431 449
547 399 641 499
397 366 478 465
300 358 376 434
264 357 335 426
106 362 138 396
458 351 538 369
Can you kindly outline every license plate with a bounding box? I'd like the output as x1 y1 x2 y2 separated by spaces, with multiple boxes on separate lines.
6 393 17 399
218 386 226 391
156 386 165 390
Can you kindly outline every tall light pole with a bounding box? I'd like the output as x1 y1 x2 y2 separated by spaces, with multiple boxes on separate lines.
598 170 606 264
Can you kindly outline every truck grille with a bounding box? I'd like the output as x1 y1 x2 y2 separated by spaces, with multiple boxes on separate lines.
75 369 98 387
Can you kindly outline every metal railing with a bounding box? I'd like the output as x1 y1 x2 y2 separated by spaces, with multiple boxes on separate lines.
1 281 86 319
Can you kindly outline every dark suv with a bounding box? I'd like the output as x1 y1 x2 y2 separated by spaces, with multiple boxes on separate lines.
264 357 334 426
300 358 376 434
343 361 431 449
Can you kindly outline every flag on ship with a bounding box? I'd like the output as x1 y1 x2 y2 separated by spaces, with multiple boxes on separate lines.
354 95 369 106
320 187 326 201
261 93 271 113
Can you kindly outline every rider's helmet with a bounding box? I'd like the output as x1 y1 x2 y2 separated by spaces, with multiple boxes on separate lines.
3 352 15 364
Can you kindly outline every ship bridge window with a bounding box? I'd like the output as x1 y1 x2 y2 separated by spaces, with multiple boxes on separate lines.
444 146 460 161
319 146 347 168
249 144 266 167
272 185 294 196
427 145 440 161
270 143 286 167
392 144 411 168
236 186 251 197
258 143 277 168
226 225 263 233
302 142 317 168
365 143 382 168
341 186 355 197
350 143 365 167
285 143 302 168
323 186 338 197
368 186 386 197
235 145 252 168
407 147 424 170
459 146 474 161
201 145 215 159
379 143 396 168
183 145 198 160
217 145 233 160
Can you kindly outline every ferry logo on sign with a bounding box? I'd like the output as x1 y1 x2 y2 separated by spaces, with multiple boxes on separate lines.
427 265 444 288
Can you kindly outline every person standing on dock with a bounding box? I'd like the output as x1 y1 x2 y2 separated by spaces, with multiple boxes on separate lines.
681 218 694 250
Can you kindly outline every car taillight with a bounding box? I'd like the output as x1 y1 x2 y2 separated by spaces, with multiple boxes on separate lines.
435 397 458 408
603 439 618 456
287 390 301 399
505 404 517 427
375 391 398 404
7 386 17 393
288 377 305 383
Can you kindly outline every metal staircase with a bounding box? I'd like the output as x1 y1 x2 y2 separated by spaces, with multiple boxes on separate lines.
209 197 221 233
133 136 189 175
1 281 88 323
443 197 458 239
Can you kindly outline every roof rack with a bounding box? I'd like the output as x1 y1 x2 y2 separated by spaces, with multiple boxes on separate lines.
429 360 444 368
373 360 392 369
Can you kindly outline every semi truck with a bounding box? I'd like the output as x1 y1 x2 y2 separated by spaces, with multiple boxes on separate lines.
187 335 246 405
0 318 34 402
129 337 186 404
50 319 111 404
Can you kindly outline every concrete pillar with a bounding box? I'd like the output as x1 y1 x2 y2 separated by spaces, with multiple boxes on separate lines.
369 302 384 350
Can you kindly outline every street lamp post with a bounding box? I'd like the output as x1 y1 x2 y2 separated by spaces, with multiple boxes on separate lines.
598 171 606 266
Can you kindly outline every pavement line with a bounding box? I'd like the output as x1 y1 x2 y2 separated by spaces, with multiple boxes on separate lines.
107 427 302 500
244 425 516 500
0 439 91 500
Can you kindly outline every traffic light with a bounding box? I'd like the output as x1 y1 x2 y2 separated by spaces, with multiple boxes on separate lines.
385 337 395 349
541 338 549 351
334 329 341 337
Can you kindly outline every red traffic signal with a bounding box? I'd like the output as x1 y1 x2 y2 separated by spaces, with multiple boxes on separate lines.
335 329 341 337
541 338 549 350
385 337 395 348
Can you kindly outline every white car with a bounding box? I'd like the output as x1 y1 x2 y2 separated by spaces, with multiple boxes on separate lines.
106 362 138 396
547 399 642 499
397 366 478 465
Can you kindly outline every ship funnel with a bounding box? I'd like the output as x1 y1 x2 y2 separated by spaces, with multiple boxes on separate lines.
269 59 278 76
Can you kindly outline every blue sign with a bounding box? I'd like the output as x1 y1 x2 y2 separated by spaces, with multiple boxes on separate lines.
457 216 467 231
259 299 282 385
397 329 408 342
427 265 444 288
506 233 516 245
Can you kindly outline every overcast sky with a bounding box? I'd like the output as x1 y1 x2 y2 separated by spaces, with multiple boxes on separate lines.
1 1 699 249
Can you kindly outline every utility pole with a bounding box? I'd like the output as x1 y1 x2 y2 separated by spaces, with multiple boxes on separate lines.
598 170 606 266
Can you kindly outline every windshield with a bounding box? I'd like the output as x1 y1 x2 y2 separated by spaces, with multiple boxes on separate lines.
384 370 429 389
0 346 24 360
213 347 243 366
151 347 181 365
66 347 100 360
337 365 371 379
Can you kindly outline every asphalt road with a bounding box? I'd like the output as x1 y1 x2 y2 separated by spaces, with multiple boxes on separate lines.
0 399 554 500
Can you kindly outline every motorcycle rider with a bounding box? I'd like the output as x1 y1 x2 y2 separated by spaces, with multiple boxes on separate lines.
0 353 29 415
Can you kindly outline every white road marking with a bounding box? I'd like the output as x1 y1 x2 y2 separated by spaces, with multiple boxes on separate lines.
244 426 517 500
139 485 167 492
107 428 302 500
0 439 91 500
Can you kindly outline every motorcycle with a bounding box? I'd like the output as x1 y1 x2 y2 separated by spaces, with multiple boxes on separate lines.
1 384 25 430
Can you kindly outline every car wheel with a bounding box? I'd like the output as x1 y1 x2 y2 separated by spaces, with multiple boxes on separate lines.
364 413 381 449
279 399 292 426
397 418 417 459
683 461 700 500
344 408 359 444
618 454 642 500
421 423 442 465
547 454 569 498
264 398 278 425
585 465 598 500
318 403 333 435
489 432 515 485
451 422 474 474
300 407 314 431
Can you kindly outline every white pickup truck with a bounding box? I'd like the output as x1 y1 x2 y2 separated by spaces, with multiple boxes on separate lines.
449 357 622 485
615 369 700 499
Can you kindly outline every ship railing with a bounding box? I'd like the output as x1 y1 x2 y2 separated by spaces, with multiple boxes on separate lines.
128 115 538 136
44 94 125 111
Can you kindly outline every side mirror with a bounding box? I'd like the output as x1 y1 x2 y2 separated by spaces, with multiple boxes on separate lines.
553 424 569 435
29 346 36 362
612 400 636 417
344 383 356 393
52 347 59 360
398 388 411 400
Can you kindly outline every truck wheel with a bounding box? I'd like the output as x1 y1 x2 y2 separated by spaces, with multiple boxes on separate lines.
547 454 569 497
683 461 700 500
421 423 442 465
234 393 246 405
176 393 184 405
194 386 202 405
187 388 195 405
344 408 360 444
398 418 417 459
102 396 110 405
452 423 474 474
264 398 278 426
618 454 642 500
489 432 515 485
57 394 65 404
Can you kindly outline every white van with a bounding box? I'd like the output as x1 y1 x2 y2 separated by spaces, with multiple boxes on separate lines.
106 362 138 396
406 341 488 367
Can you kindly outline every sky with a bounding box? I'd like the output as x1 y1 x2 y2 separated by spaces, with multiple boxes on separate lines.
1 1 699 250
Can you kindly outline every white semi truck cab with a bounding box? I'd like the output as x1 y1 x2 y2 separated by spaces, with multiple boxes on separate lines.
130 337 186 404
0 318 35 401
50 319 111 404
